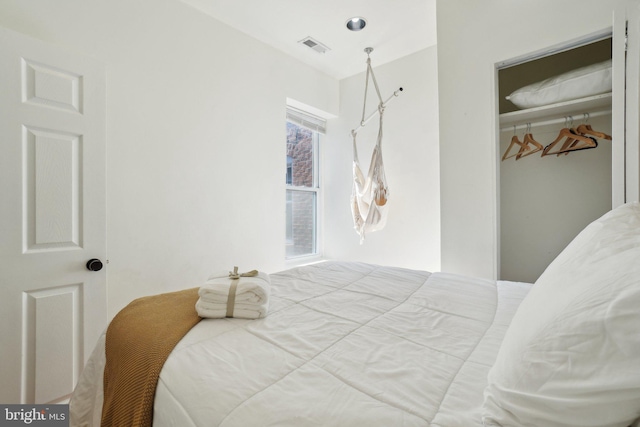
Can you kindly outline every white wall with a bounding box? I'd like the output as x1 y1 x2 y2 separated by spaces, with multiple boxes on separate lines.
436 0 627 279
324 47 440 271
0 0 339 318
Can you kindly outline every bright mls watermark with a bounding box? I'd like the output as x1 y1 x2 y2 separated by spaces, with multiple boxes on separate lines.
0 405 68 426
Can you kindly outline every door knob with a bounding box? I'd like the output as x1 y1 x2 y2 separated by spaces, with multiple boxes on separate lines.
86 258 103 272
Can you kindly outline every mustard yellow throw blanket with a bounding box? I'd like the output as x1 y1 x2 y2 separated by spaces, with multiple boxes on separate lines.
101 288 202 427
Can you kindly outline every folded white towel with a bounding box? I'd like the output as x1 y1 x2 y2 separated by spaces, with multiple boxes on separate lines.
195 298 269 319
196 269 270 319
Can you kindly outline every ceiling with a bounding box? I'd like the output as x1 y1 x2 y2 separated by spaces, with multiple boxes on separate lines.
178 0 437 80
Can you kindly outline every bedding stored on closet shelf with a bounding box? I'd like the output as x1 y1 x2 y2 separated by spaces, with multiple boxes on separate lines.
505 59 612 109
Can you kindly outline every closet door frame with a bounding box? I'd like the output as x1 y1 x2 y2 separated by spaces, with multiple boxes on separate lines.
613 0 640 207
609 0 640 206
613 8 627 207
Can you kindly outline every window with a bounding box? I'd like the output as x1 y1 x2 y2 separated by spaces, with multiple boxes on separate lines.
285 107 324 259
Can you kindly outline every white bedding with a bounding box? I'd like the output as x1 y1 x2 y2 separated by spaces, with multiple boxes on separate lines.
70 261 532 427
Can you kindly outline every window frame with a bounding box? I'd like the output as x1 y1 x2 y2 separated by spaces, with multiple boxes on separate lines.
285 113 323 262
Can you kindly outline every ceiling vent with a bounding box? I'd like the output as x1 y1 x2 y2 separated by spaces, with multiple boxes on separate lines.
298 36 331 54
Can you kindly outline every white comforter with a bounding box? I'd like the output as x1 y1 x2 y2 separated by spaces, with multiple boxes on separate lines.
70 261 532 427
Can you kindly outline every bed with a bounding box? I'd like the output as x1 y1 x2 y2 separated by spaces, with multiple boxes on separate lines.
70 202 640 427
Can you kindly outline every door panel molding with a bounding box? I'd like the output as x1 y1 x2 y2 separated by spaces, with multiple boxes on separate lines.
23 126 83 253
22 58 83 114
22 284 82 403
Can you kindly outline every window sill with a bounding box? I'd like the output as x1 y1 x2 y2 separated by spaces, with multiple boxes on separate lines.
284 254 326 269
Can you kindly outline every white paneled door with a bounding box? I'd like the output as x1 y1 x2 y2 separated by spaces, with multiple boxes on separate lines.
0 27 106 403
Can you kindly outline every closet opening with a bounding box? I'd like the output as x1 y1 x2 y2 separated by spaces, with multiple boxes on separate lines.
496 36 614 283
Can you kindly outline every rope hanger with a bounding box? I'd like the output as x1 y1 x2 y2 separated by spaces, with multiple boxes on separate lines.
351 47 404 136
350 48 403 243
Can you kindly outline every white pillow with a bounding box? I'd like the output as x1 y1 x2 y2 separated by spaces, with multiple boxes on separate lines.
506 59 612 109
483 202 640 427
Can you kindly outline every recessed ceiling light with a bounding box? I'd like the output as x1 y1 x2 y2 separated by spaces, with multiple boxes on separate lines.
346 17 367 31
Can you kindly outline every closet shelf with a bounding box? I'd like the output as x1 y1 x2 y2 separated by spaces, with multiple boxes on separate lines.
499 92 612 128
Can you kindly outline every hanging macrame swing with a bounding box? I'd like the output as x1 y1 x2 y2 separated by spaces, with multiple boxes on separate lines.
350 47 403 243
